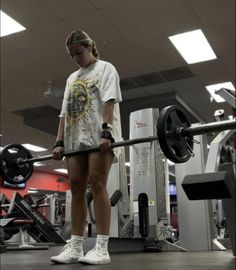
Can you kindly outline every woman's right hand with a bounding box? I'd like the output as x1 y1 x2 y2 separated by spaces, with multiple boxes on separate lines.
53 146 64 160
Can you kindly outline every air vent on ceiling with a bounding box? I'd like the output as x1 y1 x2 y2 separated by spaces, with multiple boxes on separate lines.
131 72 165 87
159 66 194 82
120 66 195 91
120 78 139 91
14 105 60 135
15 105 60 118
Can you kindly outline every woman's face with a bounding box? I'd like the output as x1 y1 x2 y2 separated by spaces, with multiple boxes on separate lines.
67 43 92 67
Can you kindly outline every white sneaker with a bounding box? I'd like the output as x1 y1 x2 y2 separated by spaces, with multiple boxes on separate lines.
50 242 84 264
79 246 111 265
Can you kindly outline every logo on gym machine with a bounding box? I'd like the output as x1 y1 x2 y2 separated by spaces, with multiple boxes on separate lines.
134 120 148 128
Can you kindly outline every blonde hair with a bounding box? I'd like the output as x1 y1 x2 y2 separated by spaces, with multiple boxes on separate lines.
66 30 100 59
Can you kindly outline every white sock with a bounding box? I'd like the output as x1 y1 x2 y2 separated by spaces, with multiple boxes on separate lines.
71 235 84 241
95 234 109 252
70 235 84 247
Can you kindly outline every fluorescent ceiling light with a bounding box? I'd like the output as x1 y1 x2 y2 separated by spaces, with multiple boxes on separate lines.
54 168 68 174
0 10 26 37
205 82 235 103
169 29 217 64
22 143 47 152
28 188 39 193
28 188 38 193
34 162 46 167
1 145 46 153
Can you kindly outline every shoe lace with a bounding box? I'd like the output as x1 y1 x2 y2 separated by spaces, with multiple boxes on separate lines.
93 243 108 256
61 243 71 251
61 243 73 254
61 242 79 256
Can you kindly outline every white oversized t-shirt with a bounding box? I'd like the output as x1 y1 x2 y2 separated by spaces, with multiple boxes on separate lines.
59 60 122 157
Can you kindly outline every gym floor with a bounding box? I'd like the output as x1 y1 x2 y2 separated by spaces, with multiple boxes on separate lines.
1 247 235 270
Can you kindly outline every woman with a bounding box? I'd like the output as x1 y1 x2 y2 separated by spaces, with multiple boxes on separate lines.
50 30 122 265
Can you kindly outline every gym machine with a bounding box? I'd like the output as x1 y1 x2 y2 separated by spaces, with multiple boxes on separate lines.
180 88 235 256
129 108 185 251
0 191 66 251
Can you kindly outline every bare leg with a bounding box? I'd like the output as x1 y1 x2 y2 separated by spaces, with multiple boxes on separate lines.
50 155 88 264
67 155 89 236
88 151 114 235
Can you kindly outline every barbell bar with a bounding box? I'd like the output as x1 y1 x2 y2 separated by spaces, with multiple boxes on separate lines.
0 136 160 185
180 119 236 136
17 135 160 166
0 105 235 185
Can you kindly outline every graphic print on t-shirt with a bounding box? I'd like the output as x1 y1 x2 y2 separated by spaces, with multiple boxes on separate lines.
66 79 98 126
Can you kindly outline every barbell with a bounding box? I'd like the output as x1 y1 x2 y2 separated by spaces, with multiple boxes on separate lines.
0 105 235 185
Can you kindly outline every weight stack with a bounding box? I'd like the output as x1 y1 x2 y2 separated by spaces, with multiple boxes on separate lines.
129 108 166 239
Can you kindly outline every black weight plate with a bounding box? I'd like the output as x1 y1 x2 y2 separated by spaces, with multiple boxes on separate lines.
0 144 34 184
157 105 194 163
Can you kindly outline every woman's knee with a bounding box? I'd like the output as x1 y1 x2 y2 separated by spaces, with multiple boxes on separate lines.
70 179 87 197
89 174 107 193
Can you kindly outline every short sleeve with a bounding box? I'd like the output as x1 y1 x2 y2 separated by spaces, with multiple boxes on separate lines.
59 80 70 117
99 63 122 104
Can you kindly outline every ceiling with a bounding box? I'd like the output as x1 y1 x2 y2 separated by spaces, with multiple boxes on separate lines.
0 0 235 175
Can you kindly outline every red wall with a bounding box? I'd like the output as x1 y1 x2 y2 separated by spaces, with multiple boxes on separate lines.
0 170 70 199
